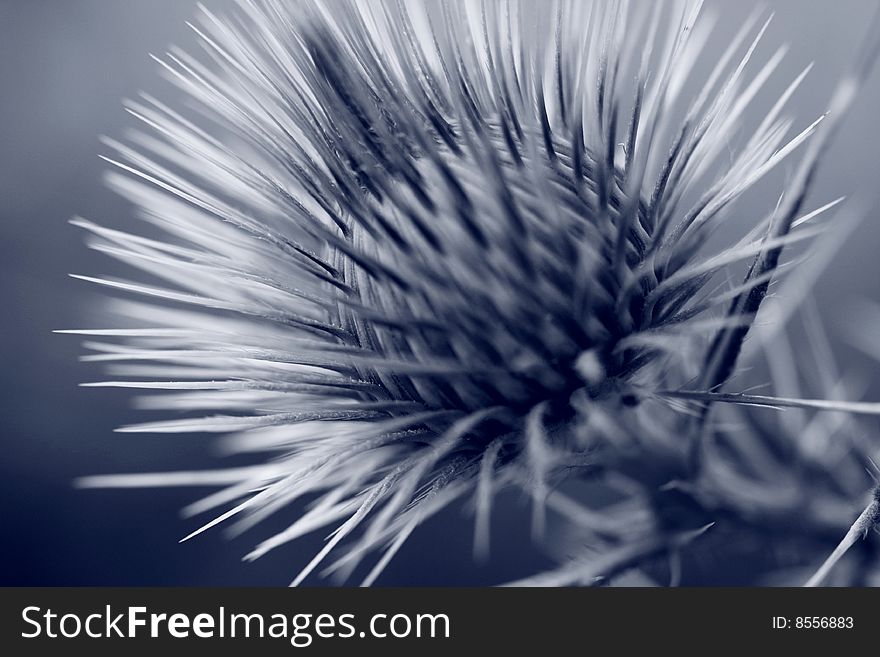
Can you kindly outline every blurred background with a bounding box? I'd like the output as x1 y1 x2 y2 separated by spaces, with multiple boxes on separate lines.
1 0 879 585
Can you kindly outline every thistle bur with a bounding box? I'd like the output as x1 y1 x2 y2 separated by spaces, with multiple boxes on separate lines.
67 0 880 586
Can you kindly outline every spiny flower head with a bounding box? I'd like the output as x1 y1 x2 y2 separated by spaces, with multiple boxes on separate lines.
69 0 880 585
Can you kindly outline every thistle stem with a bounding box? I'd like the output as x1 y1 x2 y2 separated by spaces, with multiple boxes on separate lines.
804 489 880 587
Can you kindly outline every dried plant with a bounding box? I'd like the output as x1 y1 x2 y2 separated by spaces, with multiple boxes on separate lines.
65 0 880 586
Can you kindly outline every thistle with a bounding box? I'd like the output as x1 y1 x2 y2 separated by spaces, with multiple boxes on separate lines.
66 0 880 586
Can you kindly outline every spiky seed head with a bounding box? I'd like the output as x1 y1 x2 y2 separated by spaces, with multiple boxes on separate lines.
69 0 880 585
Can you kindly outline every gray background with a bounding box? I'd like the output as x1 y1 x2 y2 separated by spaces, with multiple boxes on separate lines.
1 0 879 585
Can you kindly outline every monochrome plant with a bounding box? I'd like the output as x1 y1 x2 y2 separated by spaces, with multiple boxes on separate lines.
66 0 880 586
